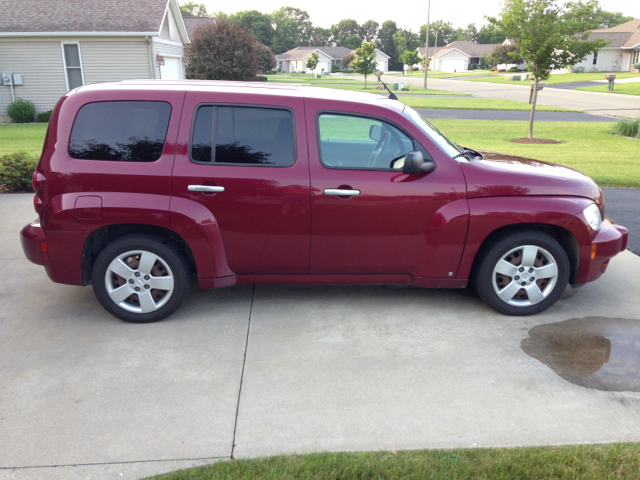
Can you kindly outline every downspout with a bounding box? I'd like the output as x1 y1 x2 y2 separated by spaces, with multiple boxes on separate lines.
146 35 157 79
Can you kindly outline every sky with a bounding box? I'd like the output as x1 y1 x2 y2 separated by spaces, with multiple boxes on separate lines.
194 0 637 32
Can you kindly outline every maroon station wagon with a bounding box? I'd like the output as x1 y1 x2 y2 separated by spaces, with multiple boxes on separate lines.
21 81 628 323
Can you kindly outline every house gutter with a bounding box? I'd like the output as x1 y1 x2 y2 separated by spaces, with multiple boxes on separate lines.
146 35 157 79
0 31 159 37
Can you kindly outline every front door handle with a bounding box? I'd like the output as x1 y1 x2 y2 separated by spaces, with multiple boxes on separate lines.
324 189 360 196
188 185 225 193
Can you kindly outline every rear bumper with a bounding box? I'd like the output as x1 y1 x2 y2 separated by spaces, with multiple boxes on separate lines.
576 220 628 284
20 222 47 266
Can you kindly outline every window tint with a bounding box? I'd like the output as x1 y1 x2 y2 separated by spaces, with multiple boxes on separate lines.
318 114 414 170
190 106 295 166
69 101 171 162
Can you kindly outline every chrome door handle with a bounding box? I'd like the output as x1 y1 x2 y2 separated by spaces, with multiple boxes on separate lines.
188 185 225 193
324 189 361 196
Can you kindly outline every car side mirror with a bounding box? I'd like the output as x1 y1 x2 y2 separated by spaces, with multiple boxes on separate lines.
402 151 436 174
369 125 382 141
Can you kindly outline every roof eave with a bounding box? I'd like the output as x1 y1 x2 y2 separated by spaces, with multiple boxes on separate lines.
0 31 159 37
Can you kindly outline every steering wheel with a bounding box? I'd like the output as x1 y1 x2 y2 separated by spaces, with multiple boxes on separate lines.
367 130 391 168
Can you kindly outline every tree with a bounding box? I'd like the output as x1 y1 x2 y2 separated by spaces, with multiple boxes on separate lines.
305 52 320 76
477 22 507 43
420 20 454 46
228 10 275 48
331 18 361 46
271 7 313 54
185 19 259 81
350 41 378 88
378 21 399 69
179 1 208 17
361 20 379 43
563 0 634 29
341 53 355 71
256 43 277 73
487 44 523 66
401 49 421 68
343 35 362 49
310 27 332 46
500 0 608 139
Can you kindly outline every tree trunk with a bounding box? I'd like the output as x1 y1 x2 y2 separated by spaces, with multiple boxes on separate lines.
364 74 367 89
529 76 538 140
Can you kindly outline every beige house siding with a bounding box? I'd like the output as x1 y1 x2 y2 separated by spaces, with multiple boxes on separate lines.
0 38 68 114
152 38 185 79
0 36 153 115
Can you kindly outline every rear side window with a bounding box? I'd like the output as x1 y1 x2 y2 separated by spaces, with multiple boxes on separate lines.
190 105 295 166
69 101 171 162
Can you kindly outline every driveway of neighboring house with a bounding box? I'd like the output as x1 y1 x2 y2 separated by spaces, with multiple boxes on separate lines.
378 74 640 118
416 108 617 122
1 193 639 480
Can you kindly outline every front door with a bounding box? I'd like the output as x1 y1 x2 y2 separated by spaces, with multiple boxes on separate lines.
172 92 310 274
305 100 461 275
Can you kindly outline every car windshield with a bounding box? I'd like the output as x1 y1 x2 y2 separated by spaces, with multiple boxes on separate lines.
403 106 462 158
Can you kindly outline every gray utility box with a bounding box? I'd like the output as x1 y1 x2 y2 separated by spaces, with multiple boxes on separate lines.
13 74 23 85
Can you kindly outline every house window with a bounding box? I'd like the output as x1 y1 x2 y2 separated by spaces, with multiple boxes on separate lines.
592 52 598 65
62 43 84 90
633 51 639 64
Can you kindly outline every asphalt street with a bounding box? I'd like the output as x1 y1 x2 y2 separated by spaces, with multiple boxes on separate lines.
1 193 640 480
417 108 617 122
602 188 640 254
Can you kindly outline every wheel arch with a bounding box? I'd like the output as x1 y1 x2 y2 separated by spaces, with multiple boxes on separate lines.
81 224 197 286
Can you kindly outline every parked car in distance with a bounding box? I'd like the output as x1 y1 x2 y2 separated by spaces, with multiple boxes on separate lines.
21 81 628 322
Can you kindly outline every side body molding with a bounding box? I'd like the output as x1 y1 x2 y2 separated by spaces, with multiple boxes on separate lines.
169 196 234 283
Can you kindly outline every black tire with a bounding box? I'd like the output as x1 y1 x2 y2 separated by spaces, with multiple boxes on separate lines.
92 235 191 323
474 230 570 316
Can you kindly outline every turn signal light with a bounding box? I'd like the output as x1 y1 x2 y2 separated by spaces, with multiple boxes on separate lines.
40 242 49 262
591 244 597 260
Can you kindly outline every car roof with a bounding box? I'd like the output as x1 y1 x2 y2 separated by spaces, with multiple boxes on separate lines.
71 80 405 114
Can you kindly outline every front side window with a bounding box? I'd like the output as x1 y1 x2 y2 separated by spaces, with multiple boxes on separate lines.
62 43 84 90
317 113 415 170
190 106 295 166
69 101 172 162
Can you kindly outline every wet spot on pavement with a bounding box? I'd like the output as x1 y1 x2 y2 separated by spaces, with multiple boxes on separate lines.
522 317 640 392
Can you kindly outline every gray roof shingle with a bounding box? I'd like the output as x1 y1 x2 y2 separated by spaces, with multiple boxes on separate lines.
182 16 215 39
276 46 356 60
0 0 169 33
419 41 501 58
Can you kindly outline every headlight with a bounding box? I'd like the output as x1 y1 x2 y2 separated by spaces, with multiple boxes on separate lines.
583 203 602 231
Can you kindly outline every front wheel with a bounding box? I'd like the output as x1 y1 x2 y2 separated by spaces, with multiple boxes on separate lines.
92 235 191 323
474 230 570 316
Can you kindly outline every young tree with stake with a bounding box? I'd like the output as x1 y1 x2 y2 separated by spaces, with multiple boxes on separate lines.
350 42 378 88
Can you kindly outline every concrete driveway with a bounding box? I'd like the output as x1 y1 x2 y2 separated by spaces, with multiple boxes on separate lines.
2 193 640 480
380 74 640 119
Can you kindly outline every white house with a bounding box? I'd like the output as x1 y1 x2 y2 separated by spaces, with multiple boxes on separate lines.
0 0 190 116
418 40 512 72
276 46 390 73
572 19 640 72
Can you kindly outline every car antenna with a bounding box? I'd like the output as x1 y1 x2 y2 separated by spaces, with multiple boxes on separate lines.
376 71 398 100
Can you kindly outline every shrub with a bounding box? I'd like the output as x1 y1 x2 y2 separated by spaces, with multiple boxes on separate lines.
331 64 340 73
573 66 585 73
508 66 519 72
7 98 35 123
0 151 39 191
634 62 640 70
256 75 267 82
36 110 52 123
612 119 640 138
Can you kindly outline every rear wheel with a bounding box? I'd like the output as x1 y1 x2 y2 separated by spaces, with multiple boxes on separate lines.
92 235 191 323
474 230 570 316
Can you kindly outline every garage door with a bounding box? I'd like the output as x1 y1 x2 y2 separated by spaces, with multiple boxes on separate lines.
307 62 330 74
160 56 181 80
440 59 467 72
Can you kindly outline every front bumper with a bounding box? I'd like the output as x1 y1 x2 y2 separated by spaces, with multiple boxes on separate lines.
20 221 48 266
577 219 628 285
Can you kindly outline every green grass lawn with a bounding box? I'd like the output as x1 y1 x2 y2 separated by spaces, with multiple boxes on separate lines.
430 118 640 187
314 84 464 95
576 82 640 96
148 444 640 480
399 96 572 111
463 72 640 86
0 123 47 156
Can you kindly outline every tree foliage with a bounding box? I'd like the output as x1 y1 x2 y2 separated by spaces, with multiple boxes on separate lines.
350 42 378 87
255 43 277 72
228 10 275 47
477 22 508 43
305 52 320 75
271 7 313 54
378 21 399 69
488 44 523 66
179 1 208 17
361 20 380 43
401 50 421 68
341 53 355 71
563 0 634 29
185 19 259 81
499 0 608 138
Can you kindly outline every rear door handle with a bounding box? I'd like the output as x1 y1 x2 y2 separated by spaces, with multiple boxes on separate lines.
188 185 225 193
324 189 360 196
